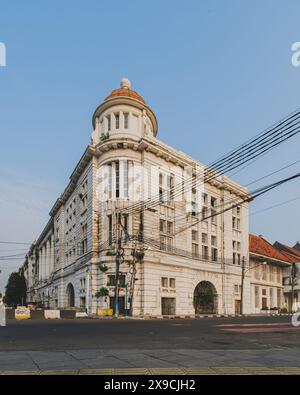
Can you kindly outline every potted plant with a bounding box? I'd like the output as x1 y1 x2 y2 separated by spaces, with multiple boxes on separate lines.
99 263 109 272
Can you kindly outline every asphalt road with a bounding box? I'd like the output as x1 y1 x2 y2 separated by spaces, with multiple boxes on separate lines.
1 315 300 372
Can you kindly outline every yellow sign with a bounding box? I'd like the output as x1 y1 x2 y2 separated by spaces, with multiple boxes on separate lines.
97 308 113 317
15 307 31 320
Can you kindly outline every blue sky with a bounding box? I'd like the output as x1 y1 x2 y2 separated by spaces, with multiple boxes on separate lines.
0 0 300 292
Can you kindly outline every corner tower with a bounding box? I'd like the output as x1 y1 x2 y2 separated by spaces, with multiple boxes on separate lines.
91 78 158 145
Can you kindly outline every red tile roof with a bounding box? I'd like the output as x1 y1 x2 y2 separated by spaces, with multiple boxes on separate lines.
105 88 146 104
273 241 300 261
280 251 300 264
249 234 291 263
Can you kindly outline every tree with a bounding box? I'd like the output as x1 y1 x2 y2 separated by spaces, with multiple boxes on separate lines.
4 271 27 307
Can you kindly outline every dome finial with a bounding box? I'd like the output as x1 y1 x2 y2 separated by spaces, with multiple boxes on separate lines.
120 78 131 89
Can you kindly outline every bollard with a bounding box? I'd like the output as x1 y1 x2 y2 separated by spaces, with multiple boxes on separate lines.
0 303 6 327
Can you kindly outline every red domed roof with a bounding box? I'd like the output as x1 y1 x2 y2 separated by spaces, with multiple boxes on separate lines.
104 87 146 104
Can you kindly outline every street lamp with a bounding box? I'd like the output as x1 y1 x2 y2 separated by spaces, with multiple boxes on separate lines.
240 258 267 315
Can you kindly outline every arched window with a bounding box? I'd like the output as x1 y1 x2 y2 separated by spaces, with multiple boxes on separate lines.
66 283 75 307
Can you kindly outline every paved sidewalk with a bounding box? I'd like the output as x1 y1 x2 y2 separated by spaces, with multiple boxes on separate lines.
0 348 300 372
1 367 300 375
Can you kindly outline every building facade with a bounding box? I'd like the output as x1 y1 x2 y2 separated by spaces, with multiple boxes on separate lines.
23 78 252 316
273 241 300 312
249 234 291 313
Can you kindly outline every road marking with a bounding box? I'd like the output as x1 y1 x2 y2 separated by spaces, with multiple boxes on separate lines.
216 323 291 327
221 327 300 333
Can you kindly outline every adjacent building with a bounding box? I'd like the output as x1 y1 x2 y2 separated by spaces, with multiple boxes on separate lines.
249 234 291 313
273 241 300 312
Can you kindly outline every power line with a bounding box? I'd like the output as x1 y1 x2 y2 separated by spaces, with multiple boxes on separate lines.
245 159 300 187
250 196 300 216
174 172 300 236
120 111 300 216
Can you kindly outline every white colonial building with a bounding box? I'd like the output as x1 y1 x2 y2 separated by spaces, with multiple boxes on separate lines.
23 78 253 316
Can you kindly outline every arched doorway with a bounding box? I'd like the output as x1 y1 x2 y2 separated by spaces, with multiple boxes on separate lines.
194 281 218 314
66 283 75 307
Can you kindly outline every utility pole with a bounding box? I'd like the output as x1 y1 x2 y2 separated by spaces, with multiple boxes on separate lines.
114 211 121 317
240 256 245 315
129 242 137 317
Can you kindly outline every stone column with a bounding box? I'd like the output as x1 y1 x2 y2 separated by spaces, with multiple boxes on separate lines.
41 245 44 279
50 236 54 275
39 249 42 281
44 242 48 279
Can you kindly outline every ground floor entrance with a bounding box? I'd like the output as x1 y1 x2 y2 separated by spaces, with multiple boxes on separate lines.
161 297 176 315
193 281 218 314
110 296 126 315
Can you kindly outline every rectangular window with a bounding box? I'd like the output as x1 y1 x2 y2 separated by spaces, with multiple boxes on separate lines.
211 197 217 208
123 160 128 198
115 113 120 129
192 243 199 257
191 201 198 217
167 175 174 202
107 275 125 287
161 277 168 288
108 215 113 246
211 247 218 261
115 161 120 198
169 278 176 288
211 236 217 247
160 219 165 232
166 237 173 251
108 164 112 199
167 221 173 235
211 209 217 224
107 275 115 286
124 113 129 129
202 193 208 205
202 245 209 259
107 115 111 131
202 233 208 244
192 230 198 242
159 173 165 202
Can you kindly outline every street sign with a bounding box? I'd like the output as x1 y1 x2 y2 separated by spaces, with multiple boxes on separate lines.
15 306 31 320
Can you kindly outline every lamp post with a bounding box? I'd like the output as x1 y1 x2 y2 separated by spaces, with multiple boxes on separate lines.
240 258 266 315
